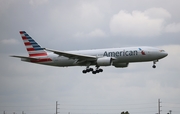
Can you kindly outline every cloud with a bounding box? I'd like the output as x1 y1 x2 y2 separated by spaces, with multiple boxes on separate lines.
165 23 180 33
29 0 48 6
0 39 19 45
110 8 171 37
87 28 106 37
48 1 105 36
144 7 171 19
74 28 106 38
80 2 103 19
0 0 16 15
158 45 180 72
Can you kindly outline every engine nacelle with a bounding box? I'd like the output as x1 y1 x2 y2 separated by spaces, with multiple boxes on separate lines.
113 63 129 68
97 57 112 66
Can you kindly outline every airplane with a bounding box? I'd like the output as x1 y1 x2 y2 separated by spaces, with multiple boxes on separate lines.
11 31 168 74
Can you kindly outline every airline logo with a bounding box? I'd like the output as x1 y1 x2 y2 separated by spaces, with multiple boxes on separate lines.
103 50 138 57
103 48 146 57
139 48 146 55
20 31 52 62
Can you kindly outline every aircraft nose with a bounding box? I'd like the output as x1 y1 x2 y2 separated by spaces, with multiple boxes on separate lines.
161 51 168 58
164 52 168 57
159 50 168 58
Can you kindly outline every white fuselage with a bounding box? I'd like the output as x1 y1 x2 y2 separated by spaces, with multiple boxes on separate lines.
31 46 167 67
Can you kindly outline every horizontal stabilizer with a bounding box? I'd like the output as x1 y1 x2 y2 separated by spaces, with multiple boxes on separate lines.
10 55 38 60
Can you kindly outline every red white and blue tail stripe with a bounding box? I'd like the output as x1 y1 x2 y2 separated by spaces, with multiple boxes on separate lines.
19 31 52 63
20 31 48 57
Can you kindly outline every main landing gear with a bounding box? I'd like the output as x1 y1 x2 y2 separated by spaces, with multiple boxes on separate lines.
82 65 103 74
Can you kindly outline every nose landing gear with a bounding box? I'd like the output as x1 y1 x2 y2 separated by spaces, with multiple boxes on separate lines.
152 60 157 68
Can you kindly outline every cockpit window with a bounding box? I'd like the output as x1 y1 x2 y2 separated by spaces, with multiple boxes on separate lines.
160 50 165 52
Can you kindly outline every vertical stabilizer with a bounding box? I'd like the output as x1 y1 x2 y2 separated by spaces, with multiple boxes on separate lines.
19 31 48 58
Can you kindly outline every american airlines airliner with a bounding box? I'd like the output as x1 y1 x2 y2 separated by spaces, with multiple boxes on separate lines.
11 31 168 74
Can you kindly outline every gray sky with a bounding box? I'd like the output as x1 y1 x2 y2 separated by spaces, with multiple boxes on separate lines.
0 0 180 114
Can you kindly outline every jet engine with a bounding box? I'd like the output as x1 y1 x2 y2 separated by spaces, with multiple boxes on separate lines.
97 57 113 66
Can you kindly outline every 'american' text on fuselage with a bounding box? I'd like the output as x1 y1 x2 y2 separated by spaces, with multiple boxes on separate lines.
103 50 138 57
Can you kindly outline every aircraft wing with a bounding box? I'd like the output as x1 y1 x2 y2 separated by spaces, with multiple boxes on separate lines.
10 55 38 60
45 48 97 61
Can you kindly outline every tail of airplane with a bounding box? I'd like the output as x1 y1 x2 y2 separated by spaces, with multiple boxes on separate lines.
20 31 48 58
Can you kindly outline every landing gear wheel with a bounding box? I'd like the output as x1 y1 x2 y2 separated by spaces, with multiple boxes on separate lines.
96 70 100 73
83 65 103 74
152 60 157 69
99 69 103 72
92 71 96 74
89 68 93 72
86 69 90 72
82 70 87 73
